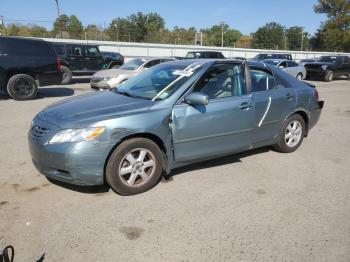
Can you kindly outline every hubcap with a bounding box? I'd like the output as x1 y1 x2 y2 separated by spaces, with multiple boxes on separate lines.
118 148 156 187
12 78 35 98
285 120 302 148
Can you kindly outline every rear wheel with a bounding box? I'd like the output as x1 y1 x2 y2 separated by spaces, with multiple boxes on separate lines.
60 66 73 85
106 138 164 195
324 70 334 82
274 114 305 153
296 73 303 81
7 74 38 100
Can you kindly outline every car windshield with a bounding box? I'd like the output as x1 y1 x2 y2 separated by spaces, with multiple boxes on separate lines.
119 58 146 70
186 52 201 59
316 56 337 63
113 62 202 101
263 60 280 66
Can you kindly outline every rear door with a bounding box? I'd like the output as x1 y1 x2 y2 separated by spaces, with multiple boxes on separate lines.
171 63 255 162
250 67 296 145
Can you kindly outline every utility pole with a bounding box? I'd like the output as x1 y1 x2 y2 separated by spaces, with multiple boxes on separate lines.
220 22 225 47
300 28 304 51
114 23 119 42
0 15 4 36
54 0 62 38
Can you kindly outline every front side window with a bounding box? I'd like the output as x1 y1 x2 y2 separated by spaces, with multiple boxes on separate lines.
119 58 146 70
68 45 83 56
193 64 245 99
287 61 298 67
85 46 99 57
250 68 275 92
143 59 161 68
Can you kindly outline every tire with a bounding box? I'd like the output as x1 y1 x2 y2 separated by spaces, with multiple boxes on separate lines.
274 114 306 153
60 66 73 85
106 138 164 195
324 70 334 82
296 73 303 81
7 74 38 100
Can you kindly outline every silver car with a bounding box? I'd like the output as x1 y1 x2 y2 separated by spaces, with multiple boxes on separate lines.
90 57 176 90
263 59 307 80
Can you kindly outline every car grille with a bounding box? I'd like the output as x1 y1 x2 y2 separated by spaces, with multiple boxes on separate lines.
29 125 52 143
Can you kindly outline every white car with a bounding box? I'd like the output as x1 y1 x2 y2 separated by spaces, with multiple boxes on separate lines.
263 59 307 80
90 57 175 90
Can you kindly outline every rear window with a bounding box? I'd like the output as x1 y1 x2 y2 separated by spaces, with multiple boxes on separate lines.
0 38 56 58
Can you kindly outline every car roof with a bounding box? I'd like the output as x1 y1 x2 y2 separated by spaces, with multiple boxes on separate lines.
263 59 288 62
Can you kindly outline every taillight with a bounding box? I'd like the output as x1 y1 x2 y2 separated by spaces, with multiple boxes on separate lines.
315 89 319 101
56 57 61 71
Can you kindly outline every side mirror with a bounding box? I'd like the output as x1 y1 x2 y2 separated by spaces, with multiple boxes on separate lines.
185 92 209 106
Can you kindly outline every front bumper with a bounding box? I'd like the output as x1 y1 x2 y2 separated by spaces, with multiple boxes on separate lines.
28 119 117 186
305 69 326 78
90 80 111 91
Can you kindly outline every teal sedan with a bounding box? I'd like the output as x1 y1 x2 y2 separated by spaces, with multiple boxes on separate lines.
29 59 324 195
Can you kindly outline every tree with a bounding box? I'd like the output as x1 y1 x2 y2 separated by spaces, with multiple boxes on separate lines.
68 15 83 39
52 14 83 39
252 22 285 49
286 26 310 50
201 23 241 47
85 24 108 40
53 14 69 37
312 0 350 51
29 25 50 37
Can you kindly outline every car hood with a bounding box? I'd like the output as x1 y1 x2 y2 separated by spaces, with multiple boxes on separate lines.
93 69 137 78
37 91 155 128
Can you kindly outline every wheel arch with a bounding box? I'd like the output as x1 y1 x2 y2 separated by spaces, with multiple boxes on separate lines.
290 109 309 136
103 132 169 184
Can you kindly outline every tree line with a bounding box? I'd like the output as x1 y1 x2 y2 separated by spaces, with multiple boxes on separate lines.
0 0 349 52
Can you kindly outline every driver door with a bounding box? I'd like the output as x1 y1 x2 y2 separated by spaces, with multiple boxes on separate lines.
171 63 255 162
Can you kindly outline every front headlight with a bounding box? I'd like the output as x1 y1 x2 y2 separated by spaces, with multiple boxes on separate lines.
102 76 112 81
49 127 105 144
322 65 328 70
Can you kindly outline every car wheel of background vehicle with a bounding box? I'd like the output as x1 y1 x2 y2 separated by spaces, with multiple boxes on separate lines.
106 138 164 195
7 74 38 100
296 73 303 81
60 66 73 85
274 114 305 153
324 70 334 82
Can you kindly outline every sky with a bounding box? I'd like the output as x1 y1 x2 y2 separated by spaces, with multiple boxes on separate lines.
1 0 327 35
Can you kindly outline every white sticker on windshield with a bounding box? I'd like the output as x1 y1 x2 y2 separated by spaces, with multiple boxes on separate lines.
172 70 194 77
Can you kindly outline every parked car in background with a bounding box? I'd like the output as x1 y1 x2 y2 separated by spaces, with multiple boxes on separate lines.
263 59 306 80
29 59 324 195
100 51 124 69
304 55 350 82
250 53 293 61
185 51 225 59
0 36 62 100
231 57 247 60
299 58 316 66
90 57 176 90
52 43 104 84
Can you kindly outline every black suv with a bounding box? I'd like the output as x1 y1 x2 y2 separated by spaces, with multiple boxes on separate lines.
304 56 350 82
185 51 226 59
53 43 104 84
250 53 293 61
100 51 124 69
0 37 62 100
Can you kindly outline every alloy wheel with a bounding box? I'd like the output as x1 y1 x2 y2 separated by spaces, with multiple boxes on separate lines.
118 148 156 187
285 120 302 148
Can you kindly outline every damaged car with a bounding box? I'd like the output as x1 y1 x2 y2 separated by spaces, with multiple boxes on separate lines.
29 59 324 195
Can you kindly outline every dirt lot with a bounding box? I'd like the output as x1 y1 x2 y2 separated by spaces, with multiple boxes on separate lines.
0 77 349 262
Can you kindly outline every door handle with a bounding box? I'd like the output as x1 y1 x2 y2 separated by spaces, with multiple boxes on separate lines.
239 102 252 110
286 94 294 100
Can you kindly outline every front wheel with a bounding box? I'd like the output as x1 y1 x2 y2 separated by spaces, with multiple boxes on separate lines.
106 138 164 195
324 70 334 82
60 66 73 85
274 114 305 153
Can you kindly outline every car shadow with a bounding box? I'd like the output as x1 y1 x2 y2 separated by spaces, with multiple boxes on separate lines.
163 146 271 181
72 76 91 84
46 177 110 194
0 87 75 100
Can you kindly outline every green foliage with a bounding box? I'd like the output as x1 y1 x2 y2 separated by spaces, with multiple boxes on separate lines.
286 26 310 51
53 14 83 39
201 23 242 47
312 0 350 51
252 22 285 49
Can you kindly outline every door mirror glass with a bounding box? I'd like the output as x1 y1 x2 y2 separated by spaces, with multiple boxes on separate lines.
185 92 209 106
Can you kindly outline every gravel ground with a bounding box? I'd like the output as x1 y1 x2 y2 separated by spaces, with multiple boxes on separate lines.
0 77 349 262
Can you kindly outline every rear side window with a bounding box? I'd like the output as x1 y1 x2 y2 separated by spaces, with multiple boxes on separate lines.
0 38 56 58
53 44 65 55
85 46 100 57
67 45 83 56
250 68 275 92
